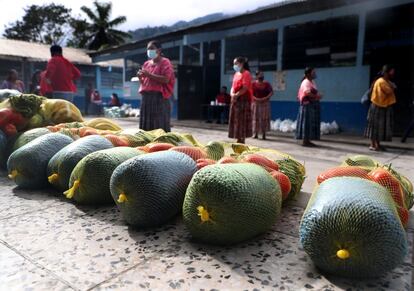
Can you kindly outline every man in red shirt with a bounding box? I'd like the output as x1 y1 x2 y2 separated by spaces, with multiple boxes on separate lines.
206 86 231 124
216 86 231 105
45 45 81 102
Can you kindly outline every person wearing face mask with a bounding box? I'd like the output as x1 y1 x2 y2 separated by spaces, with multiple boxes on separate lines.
229 56 253 144
138 40 175 132
295 67 322 147
365 65 397 151
252 71 273 140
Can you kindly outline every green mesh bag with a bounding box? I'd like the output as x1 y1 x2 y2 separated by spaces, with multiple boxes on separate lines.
47 135 113 191
300 177 408 278
183 163 282 245
65 147 144 205
110 151 197 227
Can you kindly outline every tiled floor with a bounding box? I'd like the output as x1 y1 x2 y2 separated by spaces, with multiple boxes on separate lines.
1 123 413 290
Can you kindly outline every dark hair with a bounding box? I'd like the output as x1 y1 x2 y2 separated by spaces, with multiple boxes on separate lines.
381 64 395 75
148 40 162 49
112 93 121 105
221 86 227 91
31 70 41 83
302 67 315 81
50 45 62 56
6 69 18 81
235 56 250 71
255 70 263 76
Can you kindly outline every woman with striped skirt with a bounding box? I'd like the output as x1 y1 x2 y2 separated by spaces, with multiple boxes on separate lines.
295 67 322 147
252 71 273 140
138 40 175 132
365 65 396 151
229 57 253 144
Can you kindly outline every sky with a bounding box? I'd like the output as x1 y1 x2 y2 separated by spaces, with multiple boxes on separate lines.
0 0 282 33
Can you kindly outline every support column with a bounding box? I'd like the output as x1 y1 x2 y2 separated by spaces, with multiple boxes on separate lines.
96 66 101 91
277 27 284 71
356 11 366 67
179 45 184 65
220 38 226 83
122 58 126 87
199 42 204 66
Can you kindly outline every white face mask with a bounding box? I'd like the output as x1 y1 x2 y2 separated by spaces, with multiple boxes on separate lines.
233 65 241 73
147 49 157 59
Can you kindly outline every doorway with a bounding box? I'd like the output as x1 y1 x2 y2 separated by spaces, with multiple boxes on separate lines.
365 3 414 136
177 41 222 120
177 65 203 119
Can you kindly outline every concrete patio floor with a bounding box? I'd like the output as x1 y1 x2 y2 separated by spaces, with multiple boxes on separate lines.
0 120 413 290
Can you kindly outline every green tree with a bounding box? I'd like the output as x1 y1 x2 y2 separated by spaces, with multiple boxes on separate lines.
74 1 131 50
3 4 72 44
66 18 91 48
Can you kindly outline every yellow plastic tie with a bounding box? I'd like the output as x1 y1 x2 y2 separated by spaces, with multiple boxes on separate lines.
117 193 128 203
197 206 211 223
336 249 350 260
8 170 18 180
48 173 59 184
63 180 80 199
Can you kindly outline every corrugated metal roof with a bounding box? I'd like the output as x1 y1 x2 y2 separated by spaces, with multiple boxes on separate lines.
0 38 122 67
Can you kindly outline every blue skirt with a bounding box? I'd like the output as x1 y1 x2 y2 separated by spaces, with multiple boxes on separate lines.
295 101 321 140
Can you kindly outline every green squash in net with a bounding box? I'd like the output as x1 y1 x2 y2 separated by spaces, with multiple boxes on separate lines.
300 177 408 278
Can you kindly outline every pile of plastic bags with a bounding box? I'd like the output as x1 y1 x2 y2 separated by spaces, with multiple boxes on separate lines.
104 104 140 118
270 119 340 135
320 121 340 135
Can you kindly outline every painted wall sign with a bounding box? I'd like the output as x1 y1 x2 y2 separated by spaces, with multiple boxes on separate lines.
273 71 286 91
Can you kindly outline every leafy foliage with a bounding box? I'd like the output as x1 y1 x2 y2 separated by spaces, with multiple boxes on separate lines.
75 1 131 50
3 4 72 44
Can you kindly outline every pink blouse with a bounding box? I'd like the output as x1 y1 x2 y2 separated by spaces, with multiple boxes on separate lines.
139 57 175 99
232 70 253 102
298 79 319 104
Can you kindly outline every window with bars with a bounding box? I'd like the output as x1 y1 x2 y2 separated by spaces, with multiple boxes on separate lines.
225 30 278 73
162 46 180 71
283 15 359 69
183 43 200 66
101 67 123 89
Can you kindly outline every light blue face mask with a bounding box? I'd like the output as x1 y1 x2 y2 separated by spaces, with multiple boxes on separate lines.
147 49 157 59
233 65 241 73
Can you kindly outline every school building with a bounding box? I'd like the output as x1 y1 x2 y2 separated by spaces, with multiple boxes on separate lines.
91 0 414 134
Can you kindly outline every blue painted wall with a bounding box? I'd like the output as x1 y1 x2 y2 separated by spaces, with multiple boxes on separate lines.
270 100 369 134
222 66 370 102
221 66 370 133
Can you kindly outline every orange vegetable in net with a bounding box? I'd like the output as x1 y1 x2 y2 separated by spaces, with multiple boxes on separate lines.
241 154 279 172
369 168 409 227
317 166 370 184
270 170 291 200
217 157 238 164
169 146 207 161
147 143 174 153
105 134 130 147
196 158 216 170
